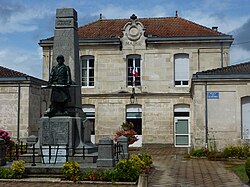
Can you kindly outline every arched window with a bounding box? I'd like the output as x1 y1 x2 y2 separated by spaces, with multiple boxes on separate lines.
127 54 141 86
81 55 94 87
174 54 189 87
126 104 142 135
242 97 250 139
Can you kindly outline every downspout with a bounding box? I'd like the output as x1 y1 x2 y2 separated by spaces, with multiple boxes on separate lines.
17 83 21 144
49 47 52 74
220 42 224 67
197 49 200 72
205 81 208 148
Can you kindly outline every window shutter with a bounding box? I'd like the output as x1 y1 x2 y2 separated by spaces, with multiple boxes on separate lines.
175 54 189 81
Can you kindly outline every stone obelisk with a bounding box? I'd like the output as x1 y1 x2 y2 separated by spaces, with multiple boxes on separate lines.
53 8 81 116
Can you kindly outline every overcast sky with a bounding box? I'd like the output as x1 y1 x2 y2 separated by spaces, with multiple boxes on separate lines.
0 0 250 78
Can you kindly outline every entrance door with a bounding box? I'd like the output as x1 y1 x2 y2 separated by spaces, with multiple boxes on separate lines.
175 117 189 146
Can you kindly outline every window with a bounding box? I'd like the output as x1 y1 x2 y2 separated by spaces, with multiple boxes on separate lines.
82 105 95 135
126 104 142 135
174 54 189 87
127 55 141 86
81 56 94 87
242 97 250 139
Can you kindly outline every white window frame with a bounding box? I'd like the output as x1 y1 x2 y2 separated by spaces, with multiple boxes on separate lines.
174 104 190 147
174 53 189 87
126 104 142 147
127 55 141 87
81 56 94 87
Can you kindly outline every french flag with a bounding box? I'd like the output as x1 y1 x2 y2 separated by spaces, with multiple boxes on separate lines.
133 67 138 77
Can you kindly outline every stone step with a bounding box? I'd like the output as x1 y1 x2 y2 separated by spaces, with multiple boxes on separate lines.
19 152 98 164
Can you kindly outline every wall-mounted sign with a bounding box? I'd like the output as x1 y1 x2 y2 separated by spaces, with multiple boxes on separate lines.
208 92 219 99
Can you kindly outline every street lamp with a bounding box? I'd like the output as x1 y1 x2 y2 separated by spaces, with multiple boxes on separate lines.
130 87 135 104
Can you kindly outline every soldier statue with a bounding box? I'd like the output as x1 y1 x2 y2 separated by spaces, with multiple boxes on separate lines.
46 55 72 117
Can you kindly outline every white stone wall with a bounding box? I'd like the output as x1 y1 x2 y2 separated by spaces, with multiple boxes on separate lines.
192 81 250 150
0 81 49 142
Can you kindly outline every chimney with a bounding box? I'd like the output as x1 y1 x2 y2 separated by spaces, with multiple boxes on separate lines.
175 10 178 17
212 26 218 31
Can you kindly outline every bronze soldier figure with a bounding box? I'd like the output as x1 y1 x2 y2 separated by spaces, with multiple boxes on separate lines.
46 55 72 117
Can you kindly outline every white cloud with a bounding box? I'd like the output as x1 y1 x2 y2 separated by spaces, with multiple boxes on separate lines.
184 10 250 34
0 47 42 78
230 46 250 65
0 4 53 33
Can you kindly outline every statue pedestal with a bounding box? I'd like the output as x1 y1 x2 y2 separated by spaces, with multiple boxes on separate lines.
39 116 96 162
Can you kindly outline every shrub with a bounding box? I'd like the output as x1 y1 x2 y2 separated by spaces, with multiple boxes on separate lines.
114 158 141 182
11 160 25 179
102 169 117 182
245 157 250 183
223 145 250 158
62 161 80 181
139 153 153 167
190 148 208 157
81 169 104 181
0 167 12 179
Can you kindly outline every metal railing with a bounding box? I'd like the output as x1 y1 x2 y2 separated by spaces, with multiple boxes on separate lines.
114 142 125 161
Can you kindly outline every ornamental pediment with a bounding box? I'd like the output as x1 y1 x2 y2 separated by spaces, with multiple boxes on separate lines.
121 14 147 50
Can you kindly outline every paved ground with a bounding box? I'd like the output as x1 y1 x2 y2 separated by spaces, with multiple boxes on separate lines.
0 147 248 187
147 147 247 187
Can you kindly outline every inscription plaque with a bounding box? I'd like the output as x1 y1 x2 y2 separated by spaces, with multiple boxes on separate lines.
41 120 69 145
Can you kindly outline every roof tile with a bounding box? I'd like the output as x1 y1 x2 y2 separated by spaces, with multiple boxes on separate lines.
0 66 27 77
196 61 250 75
78 17 227 39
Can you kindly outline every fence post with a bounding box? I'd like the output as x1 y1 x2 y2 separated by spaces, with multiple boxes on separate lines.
117 135 129 159
97 137 115 169
0 138 6 166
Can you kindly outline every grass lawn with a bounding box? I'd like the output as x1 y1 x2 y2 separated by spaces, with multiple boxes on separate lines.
223 160 250 185
232 164 249 184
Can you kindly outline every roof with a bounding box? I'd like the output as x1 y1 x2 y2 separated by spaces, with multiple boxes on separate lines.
0 66 47 84
77 17 227 39
193 61 250 79
0 66 27 77
40 16 232 43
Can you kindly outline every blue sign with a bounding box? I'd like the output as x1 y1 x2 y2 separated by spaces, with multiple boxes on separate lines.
208 92 219 99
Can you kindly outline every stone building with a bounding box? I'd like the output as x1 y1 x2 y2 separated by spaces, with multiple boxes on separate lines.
192 62 250 149
0 66 48 142
39 14 239 148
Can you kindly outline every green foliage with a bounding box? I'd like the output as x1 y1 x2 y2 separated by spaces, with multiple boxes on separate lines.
223 145 250 158
0 167 12 179
245 158 250 183
11 160 25 179
102 169 118 182
207 151 225 160
81 169 104 181
139 153 153 166
114 159 141 182
190 148 208 157
62 161 80 181
232 164 249 184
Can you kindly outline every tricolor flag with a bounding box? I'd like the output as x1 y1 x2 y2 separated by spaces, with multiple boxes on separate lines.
133 67 139 77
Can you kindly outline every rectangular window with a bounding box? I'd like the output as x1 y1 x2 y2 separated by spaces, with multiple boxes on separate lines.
174 54 189 87
81 56 94 87
127 55 141 86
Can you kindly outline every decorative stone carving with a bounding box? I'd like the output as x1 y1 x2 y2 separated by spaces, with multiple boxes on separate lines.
121 14 147 50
